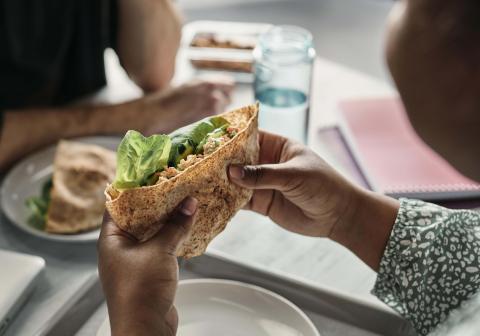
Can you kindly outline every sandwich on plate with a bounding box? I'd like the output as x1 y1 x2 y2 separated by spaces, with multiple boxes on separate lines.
26 141 116 234
106 104 259 258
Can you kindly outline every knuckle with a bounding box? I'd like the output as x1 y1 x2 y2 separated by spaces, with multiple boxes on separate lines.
173 214 193 236
211 94 222 103
164 242 179 255
206 97 222 111
205 93 218 105
244 165 264 185
283 172 301 192
202 82 215 92
176 219 190 236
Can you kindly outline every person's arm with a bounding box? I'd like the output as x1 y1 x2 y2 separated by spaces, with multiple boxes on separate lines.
98 197 198 336
228 131 399 271
333 191 480 335
116 0 182 91
0 79 234 172
0 100 143 171
229 131 480 335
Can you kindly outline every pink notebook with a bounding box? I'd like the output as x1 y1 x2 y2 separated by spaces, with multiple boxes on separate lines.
338 97 480 201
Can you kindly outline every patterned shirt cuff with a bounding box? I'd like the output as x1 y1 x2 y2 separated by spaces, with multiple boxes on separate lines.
372 198 480 335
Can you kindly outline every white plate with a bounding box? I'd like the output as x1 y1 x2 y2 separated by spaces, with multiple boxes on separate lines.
0 136 121 243
97 278 320 336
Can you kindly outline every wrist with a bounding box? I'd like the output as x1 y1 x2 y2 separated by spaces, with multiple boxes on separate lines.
106 289 172 336
328 185 366 245
112 98 150 134
330 188 399 271
109 311 171 336
60 101 142 137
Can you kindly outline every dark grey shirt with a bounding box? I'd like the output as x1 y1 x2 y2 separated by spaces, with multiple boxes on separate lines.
0 0 117 110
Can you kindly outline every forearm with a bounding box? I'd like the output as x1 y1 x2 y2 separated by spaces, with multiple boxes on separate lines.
117 0 182 91
0 100 145 171
330 188 399 271
331 191 480 335
101 264 178 336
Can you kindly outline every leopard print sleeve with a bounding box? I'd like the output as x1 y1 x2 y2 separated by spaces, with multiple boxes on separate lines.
372 199 480 336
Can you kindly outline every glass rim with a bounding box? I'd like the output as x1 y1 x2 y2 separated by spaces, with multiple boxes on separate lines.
259 25 313 47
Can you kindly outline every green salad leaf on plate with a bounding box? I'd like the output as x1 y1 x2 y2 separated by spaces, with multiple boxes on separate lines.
25 178 53 230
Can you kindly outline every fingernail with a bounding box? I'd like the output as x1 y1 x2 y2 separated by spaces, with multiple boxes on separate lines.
229 166 245 179
180 197 198 216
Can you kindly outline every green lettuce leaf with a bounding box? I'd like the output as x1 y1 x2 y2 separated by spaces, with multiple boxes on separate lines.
25 178 53 230
113 130 172 190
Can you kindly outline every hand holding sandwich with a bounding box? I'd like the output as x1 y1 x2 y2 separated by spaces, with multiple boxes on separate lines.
229 131 399 271
98 128 398 334
98 197 198 336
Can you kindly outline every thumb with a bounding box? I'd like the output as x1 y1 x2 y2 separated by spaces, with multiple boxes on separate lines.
153 197 198 250
228 164 293 191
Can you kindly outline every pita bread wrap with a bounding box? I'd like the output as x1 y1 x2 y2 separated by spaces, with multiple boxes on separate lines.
105 104 259 258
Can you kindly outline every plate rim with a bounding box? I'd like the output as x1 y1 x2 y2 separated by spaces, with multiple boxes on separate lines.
98 277 320 336
0 136 121 243
176 278 320 336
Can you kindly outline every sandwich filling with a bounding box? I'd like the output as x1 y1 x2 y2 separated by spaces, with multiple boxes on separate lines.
112 116 239 191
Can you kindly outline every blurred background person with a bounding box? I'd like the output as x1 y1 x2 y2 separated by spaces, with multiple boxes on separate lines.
386 0 480 181
0 0 233 172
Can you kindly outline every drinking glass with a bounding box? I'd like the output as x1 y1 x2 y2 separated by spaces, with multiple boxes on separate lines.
253 25 315 143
